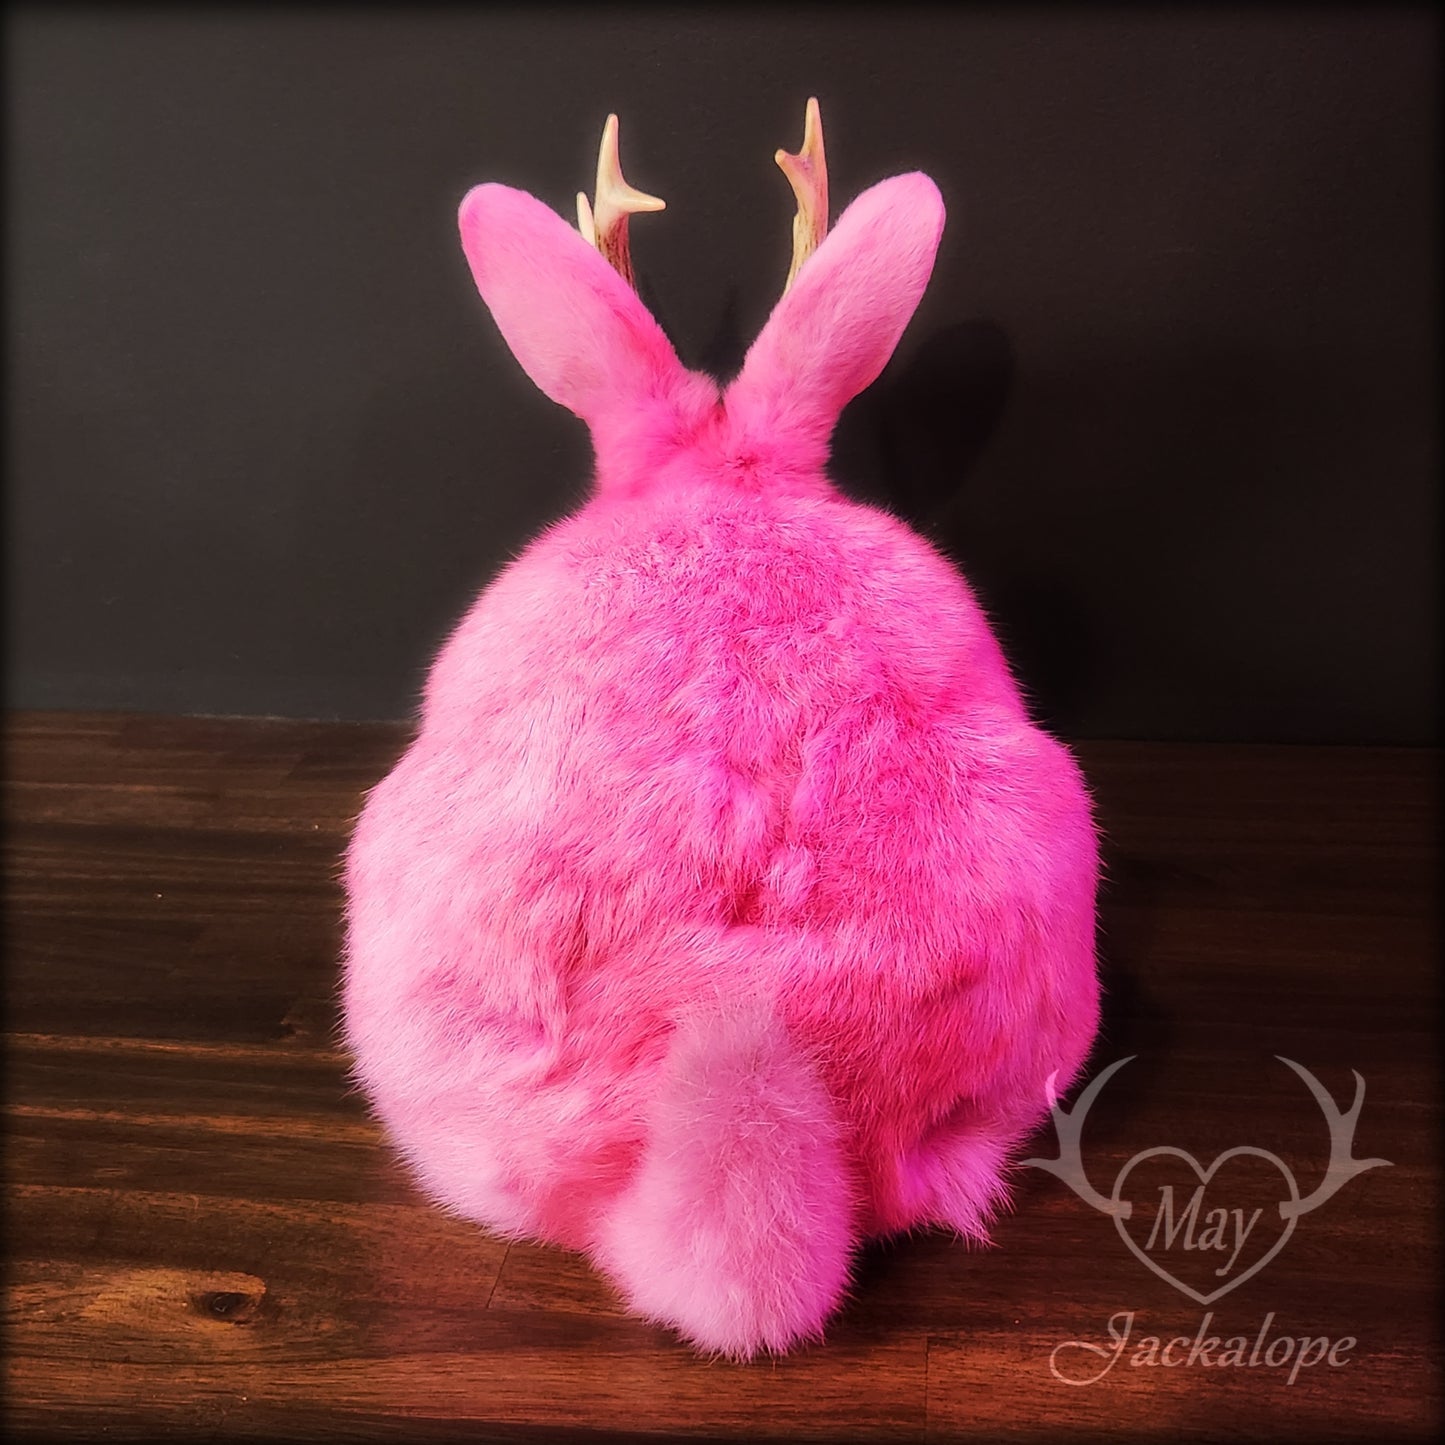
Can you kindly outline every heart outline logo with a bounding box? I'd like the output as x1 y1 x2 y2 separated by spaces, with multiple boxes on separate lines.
1022 1056 1392 1303
1110 1145 1299 1305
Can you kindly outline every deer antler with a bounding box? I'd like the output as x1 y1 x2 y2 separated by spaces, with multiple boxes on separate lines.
775 96 828 294
1022 1056 1135 1218
576 113 664 290
1276 1058 1391 1218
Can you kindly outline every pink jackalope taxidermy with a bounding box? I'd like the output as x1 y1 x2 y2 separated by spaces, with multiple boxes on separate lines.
342 99 1100 1358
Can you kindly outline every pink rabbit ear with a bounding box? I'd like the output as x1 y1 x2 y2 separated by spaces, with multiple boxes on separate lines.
727 172 945 442
458 182 686 426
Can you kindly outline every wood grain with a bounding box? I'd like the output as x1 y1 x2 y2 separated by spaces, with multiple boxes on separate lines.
3 711 1438 1440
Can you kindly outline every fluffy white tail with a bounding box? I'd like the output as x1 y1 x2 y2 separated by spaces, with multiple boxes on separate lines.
592 1005 855 1358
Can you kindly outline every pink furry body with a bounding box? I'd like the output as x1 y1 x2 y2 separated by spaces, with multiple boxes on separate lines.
343 169 1099 1357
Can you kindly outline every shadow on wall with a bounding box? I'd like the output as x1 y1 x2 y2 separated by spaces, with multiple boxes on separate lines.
830 319 1097 737
663 297 1100 735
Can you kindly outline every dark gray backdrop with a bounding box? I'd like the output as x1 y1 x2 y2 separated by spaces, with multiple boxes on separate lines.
8 7 1438 741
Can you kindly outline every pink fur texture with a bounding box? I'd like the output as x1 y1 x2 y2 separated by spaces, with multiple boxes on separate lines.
343 163 1100 1358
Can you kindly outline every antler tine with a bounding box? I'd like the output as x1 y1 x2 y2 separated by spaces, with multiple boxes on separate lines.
1276 1058 1392 1218
576 112 664 290
1022 1057 1135 1218
775 96 829 294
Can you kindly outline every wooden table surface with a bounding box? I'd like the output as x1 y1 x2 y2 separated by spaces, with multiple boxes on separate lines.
3 711 1438 1442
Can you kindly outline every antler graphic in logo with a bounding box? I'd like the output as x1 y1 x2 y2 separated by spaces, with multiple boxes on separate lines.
1274 1057 1392 1219
1025 1057 1391 1302
1024 1055 1137 1218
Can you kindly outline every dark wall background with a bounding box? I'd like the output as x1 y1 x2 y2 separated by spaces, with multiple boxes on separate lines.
8 8 1438 742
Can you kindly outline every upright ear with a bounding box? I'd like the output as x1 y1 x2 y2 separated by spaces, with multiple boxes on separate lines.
458 183 687 427
727 173 945 442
